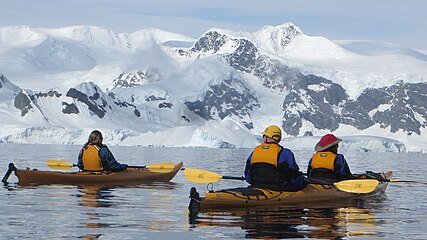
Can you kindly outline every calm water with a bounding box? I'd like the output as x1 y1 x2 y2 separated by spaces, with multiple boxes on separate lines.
0 143 426 239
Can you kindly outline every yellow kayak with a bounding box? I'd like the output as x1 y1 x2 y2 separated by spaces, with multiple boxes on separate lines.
189 171 392 211
3 162 183 185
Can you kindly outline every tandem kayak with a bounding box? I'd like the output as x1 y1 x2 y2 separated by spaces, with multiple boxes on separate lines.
189 171 392 212
2 162 183 185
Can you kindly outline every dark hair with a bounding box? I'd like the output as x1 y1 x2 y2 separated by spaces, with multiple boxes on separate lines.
263 135 280 144
324 144 338 154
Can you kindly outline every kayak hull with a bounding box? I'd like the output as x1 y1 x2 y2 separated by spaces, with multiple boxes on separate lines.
190 171 392 211
13 162 183 185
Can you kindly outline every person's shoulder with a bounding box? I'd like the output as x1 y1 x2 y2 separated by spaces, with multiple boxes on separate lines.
279 145 292 151
280 147 294 155
98 145 109 152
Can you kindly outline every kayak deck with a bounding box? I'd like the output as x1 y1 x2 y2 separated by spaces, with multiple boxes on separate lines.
8 162 183 185
189 171 392 211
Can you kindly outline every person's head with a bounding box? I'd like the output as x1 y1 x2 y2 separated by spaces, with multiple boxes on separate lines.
315 134 342 153
87 130 103 146
262 125 282 143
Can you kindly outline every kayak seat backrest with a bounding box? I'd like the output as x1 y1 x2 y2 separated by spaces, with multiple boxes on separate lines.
363 171 387 181
77 171 112 176
309 168 339 180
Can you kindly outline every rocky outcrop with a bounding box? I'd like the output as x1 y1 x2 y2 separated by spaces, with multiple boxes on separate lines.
14 91 33 116
185 77 259 127
111 70 161 89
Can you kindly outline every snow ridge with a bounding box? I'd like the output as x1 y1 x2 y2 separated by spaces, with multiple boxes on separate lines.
0 23 426 152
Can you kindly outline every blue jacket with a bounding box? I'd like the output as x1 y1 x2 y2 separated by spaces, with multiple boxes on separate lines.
78 145 128 172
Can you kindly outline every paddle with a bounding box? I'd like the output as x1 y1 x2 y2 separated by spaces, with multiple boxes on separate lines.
386 179 427 185
46 159 176 172
184 168 244 184
184 168 381 194
329 179 380 194
326 178 427 193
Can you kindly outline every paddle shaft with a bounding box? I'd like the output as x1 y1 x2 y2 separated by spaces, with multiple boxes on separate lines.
222 176 376 194
387 179 427 185
78 164 158 169
128 165 149 169
47 160 176 171
222 176 245 181
74 165 165 170
68 164 145 169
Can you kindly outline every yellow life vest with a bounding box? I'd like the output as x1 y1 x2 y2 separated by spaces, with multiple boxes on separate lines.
251 143 282 166
311 151 337 171
82 145 103 171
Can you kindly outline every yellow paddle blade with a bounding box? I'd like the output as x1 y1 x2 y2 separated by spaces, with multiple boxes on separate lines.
334 179 379 194
144 162 176 173
46 159 74 170
184 168 222 183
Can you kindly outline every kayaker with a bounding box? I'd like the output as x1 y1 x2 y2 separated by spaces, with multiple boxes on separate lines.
307 134 352 181
244 125 307 191
77 130 128 172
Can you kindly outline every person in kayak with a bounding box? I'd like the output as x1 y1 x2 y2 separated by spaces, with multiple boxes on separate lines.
77 130 128 172
244 125 307 191
307 134 352 181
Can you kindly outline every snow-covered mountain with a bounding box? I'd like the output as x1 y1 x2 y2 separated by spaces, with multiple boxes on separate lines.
0 23 426 152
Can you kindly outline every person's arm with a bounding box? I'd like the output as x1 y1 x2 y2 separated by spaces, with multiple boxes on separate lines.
335 154 352 179
244 152 253 184
278 149 307 190
77 149 84 170
99 147 128 172
307 158 313 176
277 148 302 181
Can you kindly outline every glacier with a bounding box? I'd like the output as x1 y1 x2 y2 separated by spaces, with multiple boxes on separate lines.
0 23 426 152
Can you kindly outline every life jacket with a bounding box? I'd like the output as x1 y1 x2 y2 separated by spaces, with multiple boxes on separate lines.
310 151 337 179
249 143 283 185
82 145 103 171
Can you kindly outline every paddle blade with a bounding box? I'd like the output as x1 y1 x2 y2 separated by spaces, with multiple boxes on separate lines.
145 162 176 173
334 179 379 194
46 159 74 170
184 168 222 183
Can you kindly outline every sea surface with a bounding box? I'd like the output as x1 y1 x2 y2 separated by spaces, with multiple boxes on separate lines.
0 143 426 239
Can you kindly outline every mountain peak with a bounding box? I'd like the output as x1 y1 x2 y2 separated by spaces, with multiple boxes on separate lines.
203 27 244 39
253 22 303 52
40 25 130 49
0 25 46 45
129 28 195 45
260 22 303 35
0 74 21 98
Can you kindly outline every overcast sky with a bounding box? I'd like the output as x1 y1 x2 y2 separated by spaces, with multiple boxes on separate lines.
1 0 426 50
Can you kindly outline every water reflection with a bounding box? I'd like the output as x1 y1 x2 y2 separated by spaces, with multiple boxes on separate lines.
78 234 102 239
72 185 114 238
75 182 179 238
190 199 384 239
77 185 117 209
2 182 18 191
